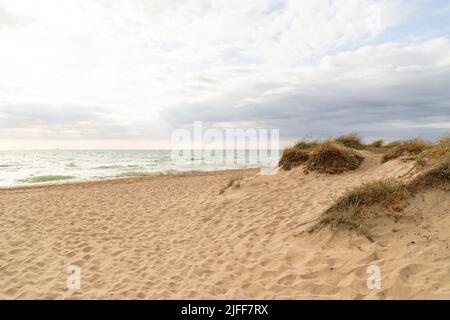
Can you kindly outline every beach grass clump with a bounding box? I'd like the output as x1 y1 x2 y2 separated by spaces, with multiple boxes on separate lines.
381 139 430 163
278 139 318 170
364 139 386 153
19 175 75 183
334 133 364 150
415 136 450 168
408 152 450 191
305 140 364 174
279 147 310 170
317 178 409 240
384 140 402 149
368 139 384 148
219 174 243 194
331 178 409 209
292 140 320 151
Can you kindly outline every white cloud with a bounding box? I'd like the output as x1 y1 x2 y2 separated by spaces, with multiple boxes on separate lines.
164 37 450 139
1 0 448 147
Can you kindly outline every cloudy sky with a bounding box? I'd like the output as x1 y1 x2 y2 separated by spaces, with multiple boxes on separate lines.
1 0 450 149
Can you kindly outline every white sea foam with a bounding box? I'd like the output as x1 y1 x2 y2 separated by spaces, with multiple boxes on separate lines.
0 150 278 187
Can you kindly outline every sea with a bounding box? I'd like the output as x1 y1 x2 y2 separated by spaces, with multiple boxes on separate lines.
0 149 280 187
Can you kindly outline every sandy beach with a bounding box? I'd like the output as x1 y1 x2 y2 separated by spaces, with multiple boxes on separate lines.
2 0 450 304
1 150 450 300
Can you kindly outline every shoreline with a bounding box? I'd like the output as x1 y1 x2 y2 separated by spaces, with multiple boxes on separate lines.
0 167 260 192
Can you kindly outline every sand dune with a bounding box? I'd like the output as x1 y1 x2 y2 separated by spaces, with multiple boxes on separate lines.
1 152 449 299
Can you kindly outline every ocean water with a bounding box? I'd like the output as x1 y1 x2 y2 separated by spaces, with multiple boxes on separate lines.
0 150 280 187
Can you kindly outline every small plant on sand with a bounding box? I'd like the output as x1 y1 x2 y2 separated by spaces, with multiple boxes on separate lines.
381 139 430 163
334 133 364 150
305 140 364 174
315 178 409 240
219 174 243 194
368 139 384 148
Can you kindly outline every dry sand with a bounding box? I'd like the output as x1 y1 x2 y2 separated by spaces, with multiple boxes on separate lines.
1 152 450 299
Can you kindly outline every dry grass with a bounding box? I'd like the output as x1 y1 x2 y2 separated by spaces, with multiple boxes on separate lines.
316 179 409 240
311 135 450 241
415 136 450 168
278 140 318 170
279 135 437 173
364 139 387 154
381 139 430 163
278 147 310 170
384 140 402 149
369 139 384 148
408 152 450 192
219 174 243 194
293 140 320 151
331 178 408 209
305 140 364 174
334 133 364 150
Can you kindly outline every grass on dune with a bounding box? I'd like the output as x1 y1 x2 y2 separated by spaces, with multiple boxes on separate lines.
409 152 450 191
368 139 384 148
292 140 320 151
219 174 243 194
381 139 430 163
334 133 364 150
279 138 364 173
278 139 319 170
315 138 450 240
305 140 364 174
315 178 409 240
384 140 402 149
363 139 387 154
279 147 310 170
279 134 447 177
415 136 450 168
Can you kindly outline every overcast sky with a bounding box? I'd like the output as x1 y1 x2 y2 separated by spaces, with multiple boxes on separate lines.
1 0 450 149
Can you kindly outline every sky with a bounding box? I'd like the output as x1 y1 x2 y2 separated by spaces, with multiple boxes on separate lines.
0 0 450 149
